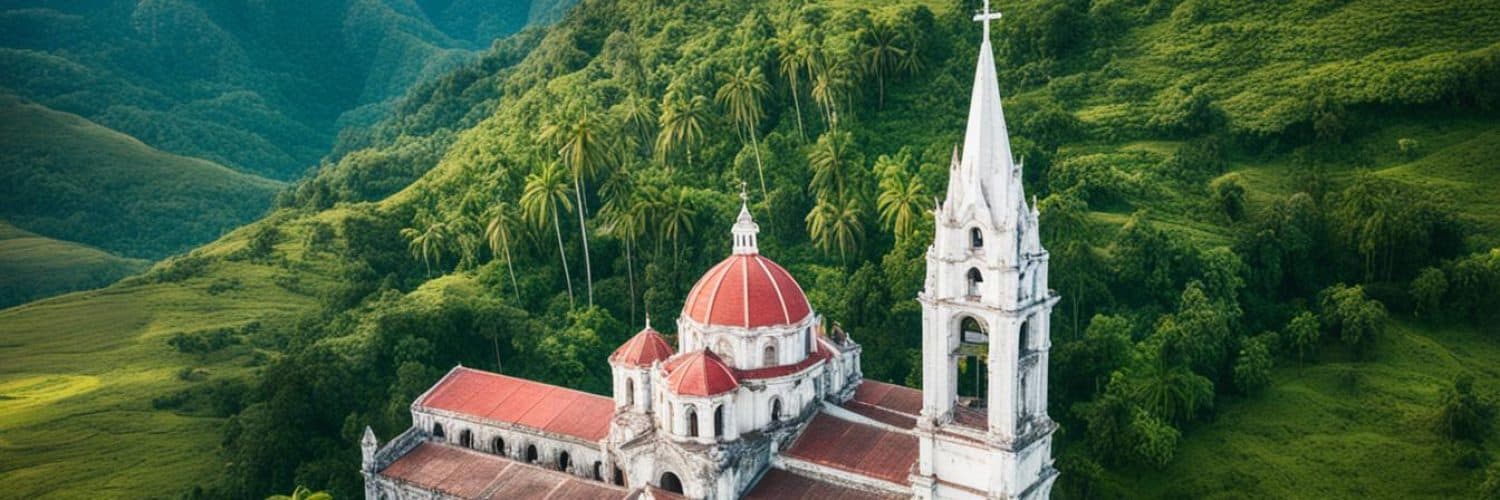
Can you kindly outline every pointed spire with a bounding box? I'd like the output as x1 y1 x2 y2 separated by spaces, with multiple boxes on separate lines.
732 182 760 255
942 0 1018 229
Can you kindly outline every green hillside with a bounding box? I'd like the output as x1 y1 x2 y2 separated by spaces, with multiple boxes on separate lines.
0 221 148 309
0 0 572 179
0 95 283 259
1 0 1498 498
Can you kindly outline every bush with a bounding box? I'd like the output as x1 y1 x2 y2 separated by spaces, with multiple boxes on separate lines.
1233 336 1272 395
167 327 241 355
1410 267 1447 320
206 277 243 296
243 225 280 260
1434 374 1493 443
1318 284 1387 357
1210 174 1247 222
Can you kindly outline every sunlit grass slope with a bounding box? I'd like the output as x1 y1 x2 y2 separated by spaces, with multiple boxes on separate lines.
1106 321 1500 498
0 221 148 309
0 215 342 498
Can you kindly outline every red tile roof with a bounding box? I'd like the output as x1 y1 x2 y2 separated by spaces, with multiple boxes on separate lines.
841 380 924 429
378 442 629 499
610 326 674 367
684 254 812 328
416 367 614 442
663 349 739 396
745 468 907 500
782 414 919 486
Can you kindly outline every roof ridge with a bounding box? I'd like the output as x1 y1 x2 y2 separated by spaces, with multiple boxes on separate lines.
752 255 792 324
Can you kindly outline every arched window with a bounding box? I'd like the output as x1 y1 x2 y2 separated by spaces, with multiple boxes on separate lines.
970 228 984 248
491 436 506 456
525 444 539 464
771 398 783 422
805 327 814 355
660 472 684 494
431 422 445 439
762 343 777 367
686 405 699 437
557 451 571 472
713 405 725 438
1018 320 1031 355
966 268 983 297
613 466 625 486
458 429 472 448
592 461 604 481
625 377 636 407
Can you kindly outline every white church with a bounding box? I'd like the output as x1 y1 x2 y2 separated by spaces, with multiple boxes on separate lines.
361 4 1058 498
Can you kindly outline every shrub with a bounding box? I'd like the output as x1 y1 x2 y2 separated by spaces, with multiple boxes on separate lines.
1397 137 1421 158
1318 284 1387 357
1434 374 1493 442
1233 336 1272 395
1210 174 1247 222
167 327 241 355
1411 267 1448 320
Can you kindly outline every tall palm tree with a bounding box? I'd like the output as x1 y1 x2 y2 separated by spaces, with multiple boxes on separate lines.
401 214 451 276
860 21 908 109
1129 349 1214 424
877 170 926 241
806 194 863 263
810 66 847 129
541 109 613 307
656 92 709 170
656 186 697 261
599 179 649 322
775 31 809 140
522 162 576 307
716 66 772 199
615 93 657 150
452 216 484 271
486 201 522 300
808 130 852 199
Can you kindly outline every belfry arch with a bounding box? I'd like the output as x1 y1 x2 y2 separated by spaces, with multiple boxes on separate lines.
956 315 989 409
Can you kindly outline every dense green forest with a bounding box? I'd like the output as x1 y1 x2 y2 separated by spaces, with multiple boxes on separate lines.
2 0 1500 498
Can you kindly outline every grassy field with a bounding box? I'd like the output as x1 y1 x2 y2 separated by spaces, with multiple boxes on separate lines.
0 221 148 308
0 216 339 498
1105 320 1500 498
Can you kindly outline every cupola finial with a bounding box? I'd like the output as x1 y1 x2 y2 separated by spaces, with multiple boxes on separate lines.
732 182 760 255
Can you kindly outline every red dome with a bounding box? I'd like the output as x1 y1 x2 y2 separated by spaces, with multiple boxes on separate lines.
683 254 812 328
610 326 674 367
664 350 739 396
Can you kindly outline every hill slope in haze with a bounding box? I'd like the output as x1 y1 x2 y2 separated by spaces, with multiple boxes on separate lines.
0 95 282 259
1 0 1498 498
0 222 148 309
0 0 571 179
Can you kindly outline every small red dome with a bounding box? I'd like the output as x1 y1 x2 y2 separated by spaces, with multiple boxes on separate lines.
683 254 812 328
610 326 674 367
664 350 739 396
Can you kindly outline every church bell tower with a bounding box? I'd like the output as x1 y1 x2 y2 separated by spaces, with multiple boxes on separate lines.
912 1 1058 498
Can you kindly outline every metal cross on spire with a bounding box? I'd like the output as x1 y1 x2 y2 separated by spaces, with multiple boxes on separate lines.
973 0 1002 41
739 180 749 204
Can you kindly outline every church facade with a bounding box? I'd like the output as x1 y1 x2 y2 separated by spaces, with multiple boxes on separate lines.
361 6 1056 498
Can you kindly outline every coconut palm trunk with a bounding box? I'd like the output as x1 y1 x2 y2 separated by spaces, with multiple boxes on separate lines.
551 206 575 308
573 175 594 307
